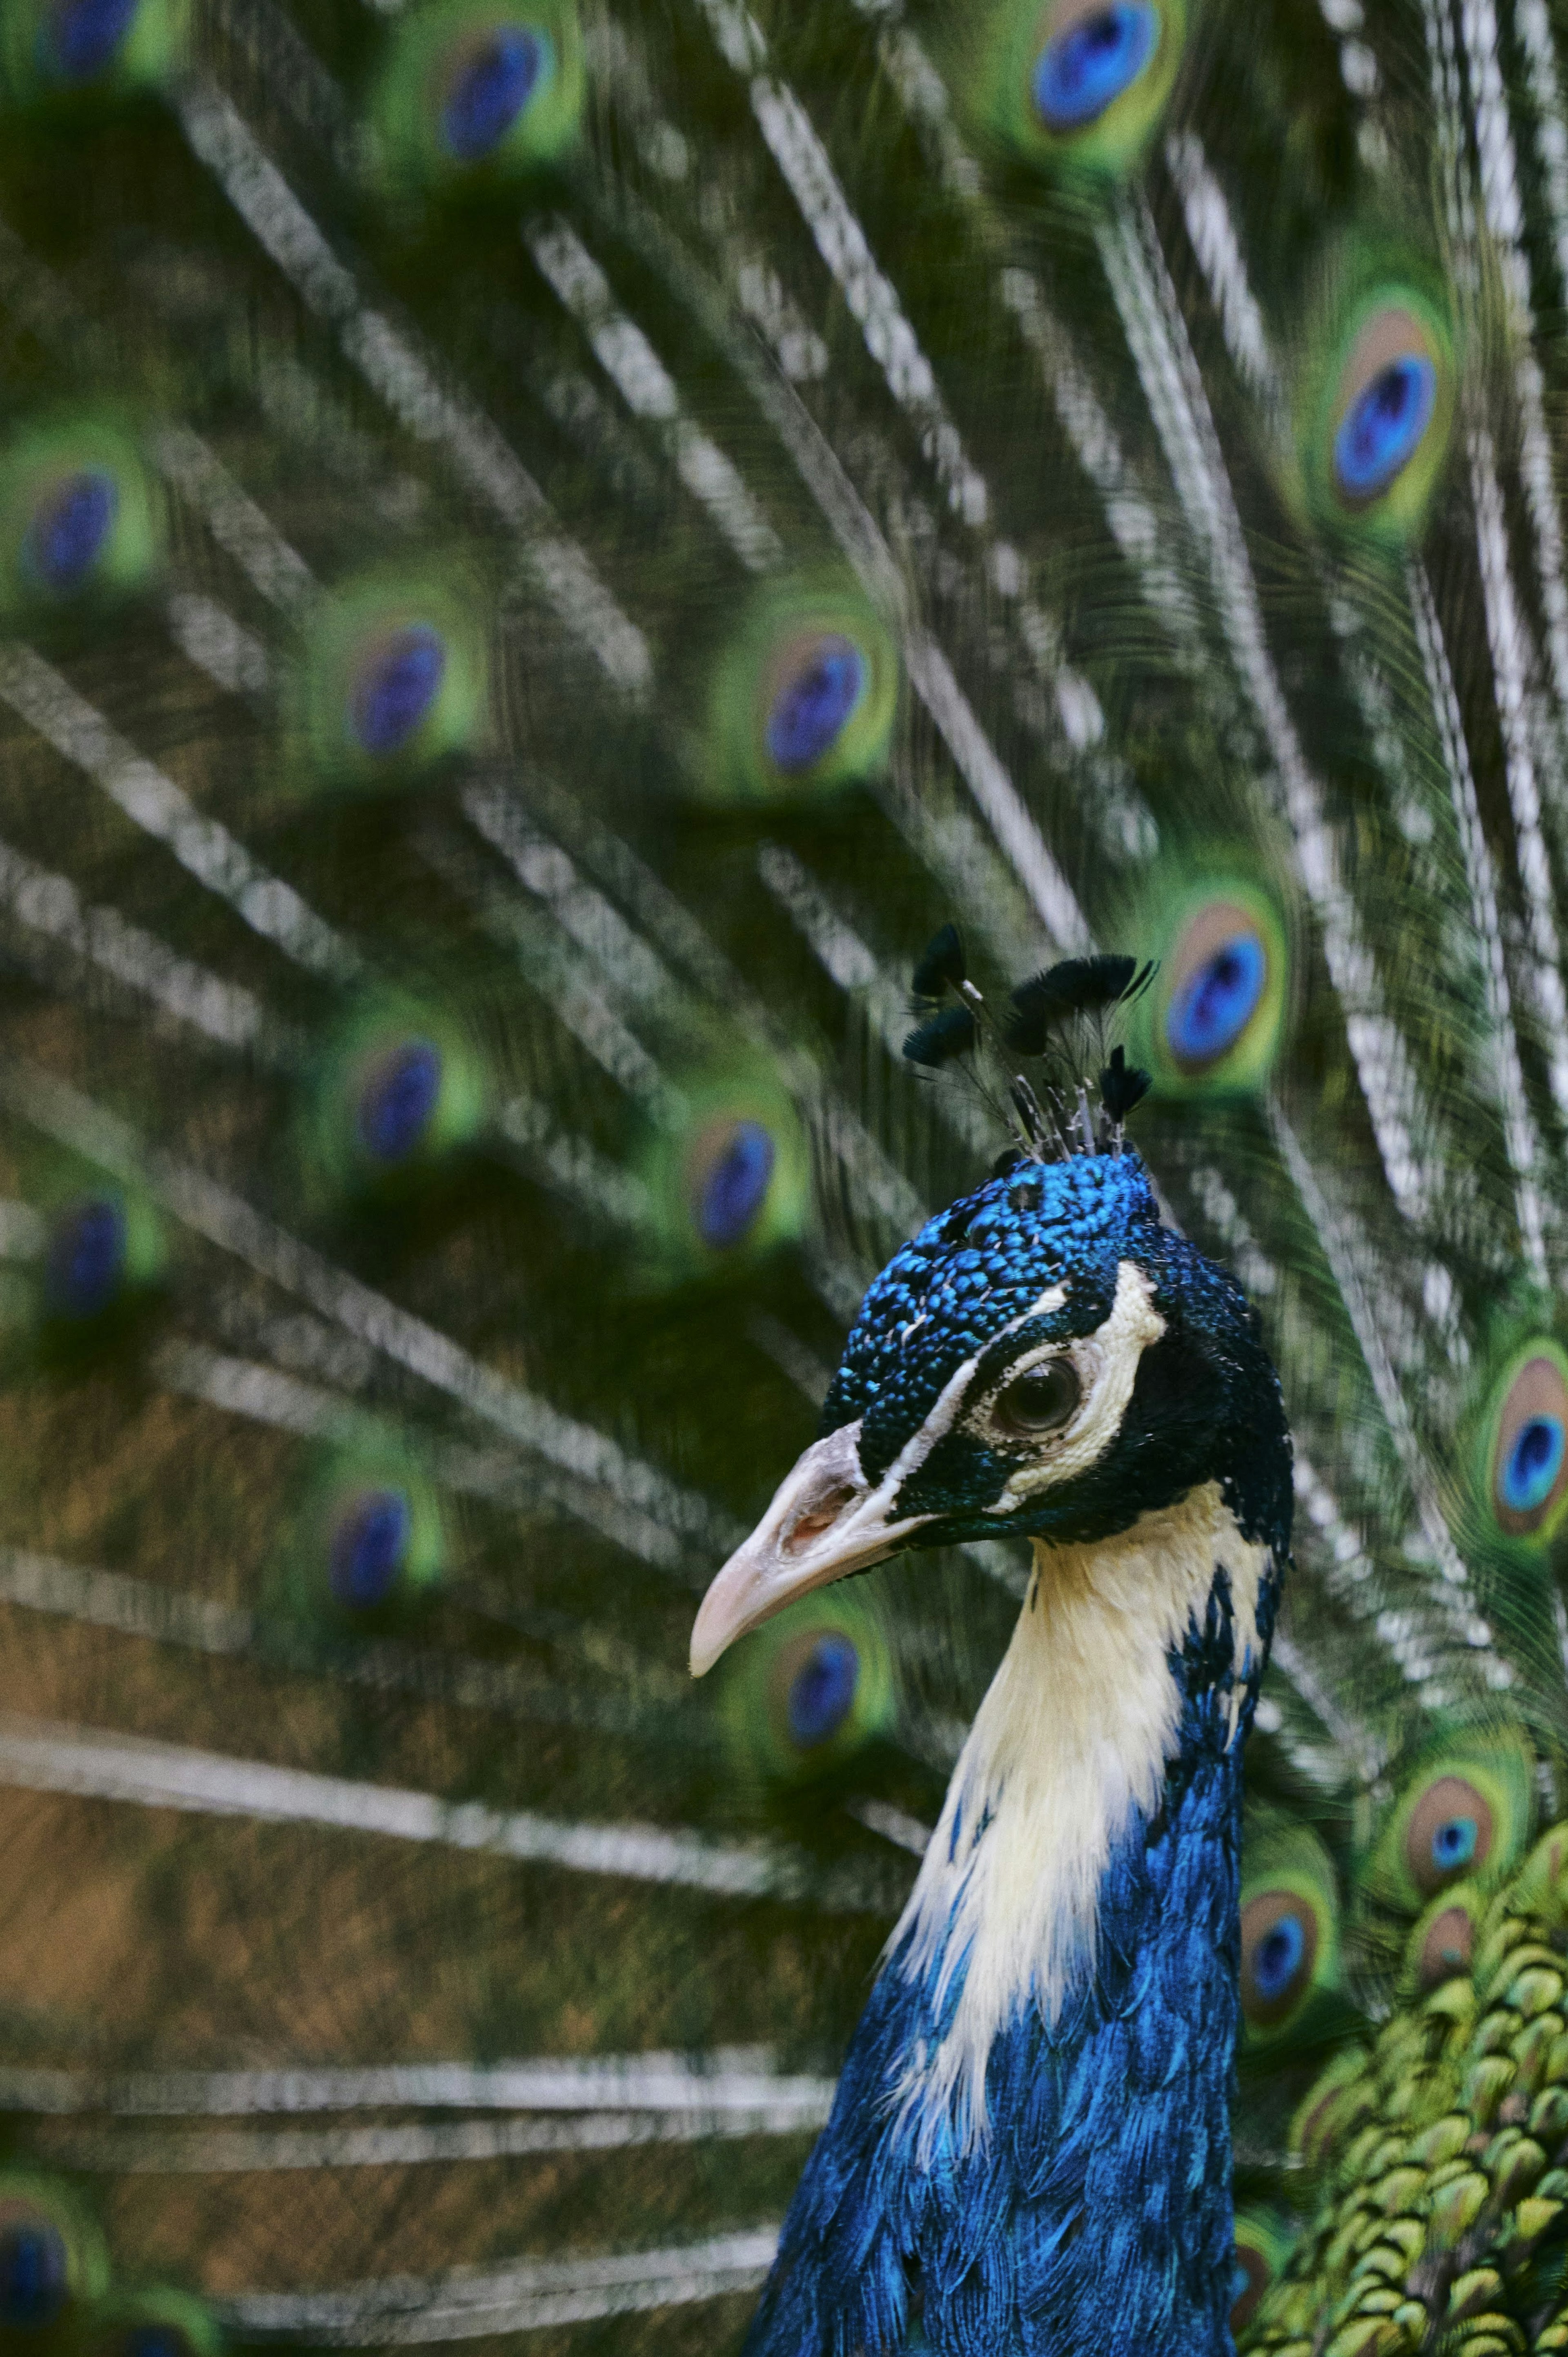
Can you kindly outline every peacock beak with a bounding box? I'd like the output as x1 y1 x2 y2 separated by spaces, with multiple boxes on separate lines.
689 1419 933 1676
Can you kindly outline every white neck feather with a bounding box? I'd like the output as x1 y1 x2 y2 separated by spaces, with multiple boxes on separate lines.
889 1479 1267 2141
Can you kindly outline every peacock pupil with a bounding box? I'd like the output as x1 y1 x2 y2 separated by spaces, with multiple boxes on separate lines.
1032 2 1158 132
1501 1412 1565 1515
1252 1914 1304 2001
1333 353 1437 503
1430 1815 1477 1871
1166 932 1265 1067
787 1633 860 1748
1239 1890 1318 2025
44 1195 126 1320
0 2217 69 2327
329 1488 412 1609
24 470 118 595
350 625 447 756
996 1359 1080 1435
441 27 548 160
1419 1903 1474 1988
356 1040 444 1165
44 0 137 83
695 1121 775 1248
1405 1776 1492 1894
764 636 866 774
1229 2247 1268 2333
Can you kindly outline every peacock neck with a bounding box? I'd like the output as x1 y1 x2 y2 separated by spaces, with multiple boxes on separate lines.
748 1481 1280 2357
888 1478 1270 2138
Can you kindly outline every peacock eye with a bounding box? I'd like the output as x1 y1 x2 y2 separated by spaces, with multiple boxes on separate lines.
995 1359 1081 1437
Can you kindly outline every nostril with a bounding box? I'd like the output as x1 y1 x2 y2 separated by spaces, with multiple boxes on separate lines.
786 1488 857 1551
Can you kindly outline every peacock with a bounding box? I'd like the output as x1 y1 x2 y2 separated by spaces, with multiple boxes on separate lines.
6 0 1568 2348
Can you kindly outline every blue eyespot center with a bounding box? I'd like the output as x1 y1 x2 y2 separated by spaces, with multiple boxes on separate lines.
441 26 549 160
44 0 138 83
356 1038 444 1165
764 635 866 775
0 2218 69 2328
1252 1912 1305 2002
23 469 118 596
1431 1814 1479 1871
121 2332 188 2357
329 1487 413 1609
1167 931 1265 1067
350 625 447 756
695 1120 775 1248
787 1633 860 1748
1032 1 1158 131
44 1194 127 1320
1334 353 1437 503
1501 1413 1565 1515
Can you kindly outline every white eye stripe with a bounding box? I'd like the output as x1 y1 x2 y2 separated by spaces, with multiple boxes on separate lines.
877 1265 1163 1515
986 1263 1165 1513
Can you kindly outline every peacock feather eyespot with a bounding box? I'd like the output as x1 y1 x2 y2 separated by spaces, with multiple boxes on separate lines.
328 1484 415 1610
978 0 1184 180
1294 263 1456 547
40 0 138 83
439 22 552 162
35 1183 163 1332
1409 1887 1479 1991
285 1452 445 1624
1240 1892 1314 2024
349 624 448 758
1404 1774 1490 1892
0 2180 107 2337
1362 1728 1533 1920
21 468 119 596
762 633 869 776
778 1627 860 1748
1031 0 1158 131
2 0 183 99
0 415 159 619
719 1591 894 1787
637 1058 808 1283
354 1036 446 1167
1237 1818 1343 2049
1475 1339 1568 1547
0 2212 68 2330
1330 310 1440 507
686 1116 777 1251
1127 871 1288 1098
1230 2210 1297 2342
84 2288 221 2357
704 581 898 805
298 573 487 792
42 1193 126 1322
369 0 583 195
303 998 486 1201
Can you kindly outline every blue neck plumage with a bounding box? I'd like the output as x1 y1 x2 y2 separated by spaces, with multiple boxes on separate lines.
747 1480 1279 2357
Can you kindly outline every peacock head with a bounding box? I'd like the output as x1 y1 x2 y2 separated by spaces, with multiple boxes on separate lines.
691 1146 1289 1674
